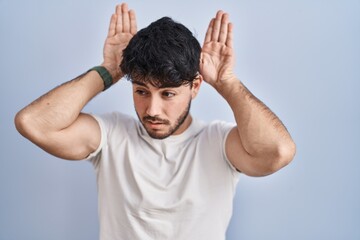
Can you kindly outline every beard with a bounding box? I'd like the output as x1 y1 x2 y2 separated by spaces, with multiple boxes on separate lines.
137 100 191 139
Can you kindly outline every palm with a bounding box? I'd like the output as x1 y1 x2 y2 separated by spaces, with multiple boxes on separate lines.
102 3 137 81
200 42 234 84
200 11 235 86
103 33 134 67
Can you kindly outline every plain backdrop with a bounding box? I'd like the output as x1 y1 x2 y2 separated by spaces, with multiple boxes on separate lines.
1 0 359 239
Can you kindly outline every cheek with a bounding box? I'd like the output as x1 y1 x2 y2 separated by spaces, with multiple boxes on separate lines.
166 98 190 118
133 97 145 113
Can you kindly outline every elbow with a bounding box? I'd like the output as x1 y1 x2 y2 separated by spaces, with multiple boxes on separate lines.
14 110 54 155
280 140 296 164
256 140 296 177
14 110 28 136
241 140 296 177
270 140 296 173
14 110 38 139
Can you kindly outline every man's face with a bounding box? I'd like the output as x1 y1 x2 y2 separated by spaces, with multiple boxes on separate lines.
132 79 201 139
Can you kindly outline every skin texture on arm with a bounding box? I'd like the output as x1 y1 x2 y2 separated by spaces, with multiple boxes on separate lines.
200 11 296 177
14 3 137 160
15 73 104 160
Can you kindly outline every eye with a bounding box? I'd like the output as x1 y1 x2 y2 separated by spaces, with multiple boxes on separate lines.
162 91 176 98
135 89 149 96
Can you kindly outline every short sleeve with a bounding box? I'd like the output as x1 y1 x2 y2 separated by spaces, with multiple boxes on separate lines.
85 114 107 167
210 121 241 175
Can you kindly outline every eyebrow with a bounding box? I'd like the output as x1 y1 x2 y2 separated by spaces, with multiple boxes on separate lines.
131 80 148 87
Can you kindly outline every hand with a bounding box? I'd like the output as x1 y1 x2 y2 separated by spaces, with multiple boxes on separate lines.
101 3 137 82
200 11 236 87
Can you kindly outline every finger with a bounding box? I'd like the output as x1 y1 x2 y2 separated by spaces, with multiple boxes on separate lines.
211 10 223 41
200 52 205 65
203 18 214 44
129 10 137 35
226 22 234 48
122 3 130 33
218 13 229 43
107 14 117 37
115 4 123 33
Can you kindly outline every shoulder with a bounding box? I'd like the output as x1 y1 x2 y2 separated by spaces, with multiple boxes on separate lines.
201 120 235 137
91 112 138 135
97 111 134 122
94 111 135 125
193 119 239 174
193 119 235 147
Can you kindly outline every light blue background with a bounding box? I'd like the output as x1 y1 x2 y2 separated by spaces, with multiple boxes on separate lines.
1 0 359 239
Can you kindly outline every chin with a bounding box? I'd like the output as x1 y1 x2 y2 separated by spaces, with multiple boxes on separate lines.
146 129 172 139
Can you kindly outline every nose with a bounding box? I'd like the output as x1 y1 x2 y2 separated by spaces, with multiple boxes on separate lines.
146 95 162 117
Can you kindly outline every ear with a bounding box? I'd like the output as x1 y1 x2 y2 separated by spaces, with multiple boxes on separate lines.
191 74 203 99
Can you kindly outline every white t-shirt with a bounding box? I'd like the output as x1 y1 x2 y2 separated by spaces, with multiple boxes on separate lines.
88 112 240 240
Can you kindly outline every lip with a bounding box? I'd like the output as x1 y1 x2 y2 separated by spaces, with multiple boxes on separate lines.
145 121 165 128
147 120 164 124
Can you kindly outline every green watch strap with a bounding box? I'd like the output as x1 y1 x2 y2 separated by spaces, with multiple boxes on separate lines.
88 66 113 91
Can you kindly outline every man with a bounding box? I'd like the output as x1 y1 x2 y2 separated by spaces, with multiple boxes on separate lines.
15 3 296 240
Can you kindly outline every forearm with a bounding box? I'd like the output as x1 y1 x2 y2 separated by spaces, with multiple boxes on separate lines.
215 78 295 159
15 70 104 136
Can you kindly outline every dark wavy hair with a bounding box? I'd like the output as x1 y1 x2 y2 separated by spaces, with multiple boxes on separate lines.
120 17 201 88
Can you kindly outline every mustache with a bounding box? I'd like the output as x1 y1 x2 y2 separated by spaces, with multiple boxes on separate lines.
143 115 170 124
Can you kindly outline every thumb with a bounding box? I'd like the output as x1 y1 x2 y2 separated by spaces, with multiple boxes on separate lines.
199 52 205 72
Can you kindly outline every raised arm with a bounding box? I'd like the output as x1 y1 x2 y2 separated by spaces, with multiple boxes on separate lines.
14 3 137 160
200 11 296 176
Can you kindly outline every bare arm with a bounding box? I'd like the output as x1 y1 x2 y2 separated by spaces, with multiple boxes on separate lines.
15 73 104 160
200 11 296 176
14 3 137 160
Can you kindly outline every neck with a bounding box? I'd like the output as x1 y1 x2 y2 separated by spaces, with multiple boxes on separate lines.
173 114 193 135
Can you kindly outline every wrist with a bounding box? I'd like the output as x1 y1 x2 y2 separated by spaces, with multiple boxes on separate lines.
213 75 240 93
215 78 252 107
100 63 123 82
88 66 113 91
